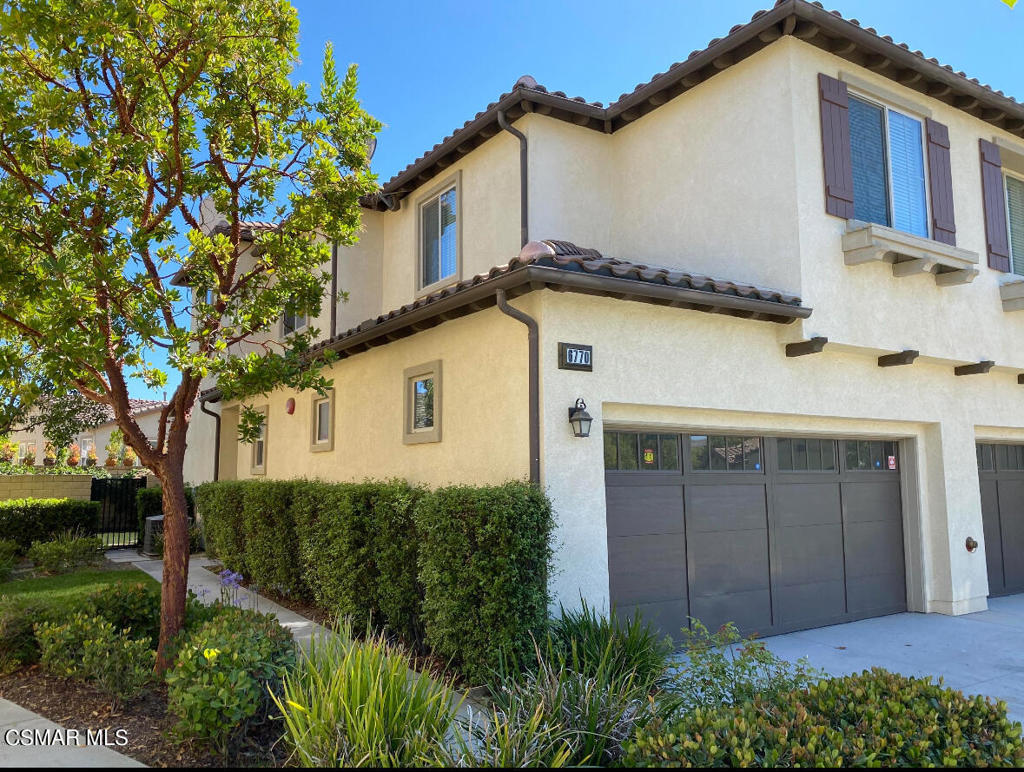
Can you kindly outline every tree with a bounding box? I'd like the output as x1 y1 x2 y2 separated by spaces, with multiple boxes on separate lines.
0 345 107 445
0 0 380 668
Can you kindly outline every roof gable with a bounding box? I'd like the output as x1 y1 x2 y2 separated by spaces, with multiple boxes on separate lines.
364 0 1024 211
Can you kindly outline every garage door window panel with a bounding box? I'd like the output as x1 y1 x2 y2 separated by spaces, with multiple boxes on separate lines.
778 437 837 472
690 435 762 473
846 439 899 471
605 432 680 472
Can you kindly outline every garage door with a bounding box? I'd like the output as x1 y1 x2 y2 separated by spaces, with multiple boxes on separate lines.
605 432 907 639
978 443 1024 597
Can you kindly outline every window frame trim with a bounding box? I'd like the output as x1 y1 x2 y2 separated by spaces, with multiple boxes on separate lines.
403 360 442 445
1003 168 1024 276
249 405 268 475
309 389 335 452
415 171 463 297
847 89 933 241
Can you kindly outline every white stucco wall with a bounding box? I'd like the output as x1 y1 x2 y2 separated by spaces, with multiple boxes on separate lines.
537 290 1022 618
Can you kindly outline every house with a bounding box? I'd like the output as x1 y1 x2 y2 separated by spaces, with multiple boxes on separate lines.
11 398 168 468
183 0 1024 638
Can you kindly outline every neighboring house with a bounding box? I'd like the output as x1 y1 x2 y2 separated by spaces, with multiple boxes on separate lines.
11 398 168 468
183 0 1024 638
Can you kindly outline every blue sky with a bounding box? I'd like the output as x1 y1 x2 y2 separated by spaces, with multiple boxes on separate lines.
132 0 1024 399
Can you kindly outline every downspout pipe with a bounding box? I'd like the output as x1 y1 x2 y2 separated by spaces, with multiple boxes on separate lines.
330 240 338 340
496 288 540 485
497 109 529 247
198 396 221 482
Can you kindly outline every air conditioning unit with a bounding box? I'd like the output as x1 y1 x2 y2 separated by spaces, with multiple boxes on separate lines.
142 515 164 557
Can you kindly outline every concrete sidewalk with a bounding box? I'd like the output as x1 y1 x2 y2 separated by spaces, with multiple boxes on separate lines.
0 697 144 767
127 553 324 649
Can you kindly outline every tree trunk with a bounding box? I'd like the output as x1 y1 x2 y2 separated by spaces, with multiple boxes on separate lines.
155 453 191 673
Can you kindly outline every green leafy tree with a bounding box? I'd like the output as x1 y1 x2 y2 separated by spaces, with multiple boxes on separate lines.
0 0 379 668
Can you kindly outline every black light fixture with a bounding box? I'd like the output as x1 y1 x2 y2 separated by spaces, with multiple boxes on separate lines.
568 398 593 438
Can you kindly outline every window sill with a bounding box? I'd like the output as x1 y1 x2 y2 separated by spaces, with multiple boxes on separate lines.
1000 279 1024 312
841 221 980 286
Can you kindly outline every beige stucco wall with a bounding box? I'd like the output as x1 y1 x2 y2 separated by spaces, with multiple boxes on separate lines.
218 302 532 487
537 290 1024 618
525 42 804 294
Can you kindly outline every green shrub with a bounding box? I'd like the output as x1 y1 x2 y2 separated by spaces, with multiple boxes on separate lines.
81 624 154 707
136 484 195 540
0 539 19 562
273 627 459 767
0 540 18 583
484 639 651 767
291 479 424 637
83 581 161 643
0 569 160 672
546 600 672 693
35 612 95 677
416 481 553 683
625 668 1024 768
0 603 40 672
165 605 296 755
449 704 573 768
0 498 100 552
27 531 104 574
661 620 822 717
240 480 304 597
195 480 249 572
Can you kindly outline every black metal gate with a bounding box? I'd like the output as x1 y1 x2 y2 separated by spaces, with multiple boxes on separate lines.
90 477 147 549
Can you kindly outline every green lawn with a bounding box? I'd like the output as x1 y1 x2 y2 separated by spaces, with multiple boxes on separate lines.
0 566 158 603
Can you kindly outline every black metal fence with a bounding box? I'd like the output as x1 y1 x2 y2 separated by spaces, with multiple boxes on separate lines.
90 476 146 549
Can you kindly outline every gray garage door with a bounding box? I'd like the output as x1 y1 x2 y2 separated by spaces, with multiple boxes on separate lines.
605 432 907 639
978 443 1024 597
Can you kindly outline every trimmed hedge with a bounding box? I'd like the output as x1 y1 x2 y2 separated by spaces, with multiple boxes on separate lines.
0 498 100 553
416 482 553 683
625 668 1024 768
196 480 249 571
136 485 195 540
197 478 553 682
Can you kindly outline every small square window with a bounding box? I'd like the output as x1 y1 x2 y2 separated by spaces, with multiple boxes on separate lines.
250 407 267 475
403 361 442 445
310 391 334 452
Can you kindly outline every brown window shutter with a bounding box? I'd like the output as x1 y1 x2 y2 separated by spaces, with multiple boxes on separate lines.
980 139 1011 272
925 119 956 245
818 73 854 219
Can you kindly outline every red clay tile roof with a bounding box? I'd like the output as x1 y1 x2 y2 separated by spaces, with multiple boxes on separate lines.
364 0 1024 209
92 398 168 425
200 240 808 402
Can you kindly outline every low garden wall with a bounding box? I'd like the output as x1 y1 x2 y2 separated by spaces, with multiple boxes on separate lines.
0 474 92 502
197 478 553 683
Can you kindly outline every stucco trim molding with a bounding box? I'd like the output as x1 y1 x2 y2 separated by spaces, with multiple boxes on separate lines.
999 279 1024 312
842 221 980 286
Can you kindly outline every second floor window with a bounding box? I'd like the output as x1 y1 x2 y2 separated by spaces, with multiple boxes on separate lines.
283 309 307 335
1006 173 1024 275
849 96 928 239
421 186 457 289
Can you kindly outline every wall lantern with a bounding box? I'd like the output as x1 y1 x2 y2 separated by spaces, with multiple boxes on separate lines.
568 398 593 438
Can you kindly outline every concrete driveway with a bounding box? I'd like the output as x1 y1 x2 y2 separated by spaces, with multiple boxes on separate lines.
761 595 1024 723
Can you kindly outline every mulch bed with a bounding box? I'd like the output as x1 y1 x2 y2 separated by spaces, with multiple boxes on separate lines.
0 666 214 767
0 666 288 768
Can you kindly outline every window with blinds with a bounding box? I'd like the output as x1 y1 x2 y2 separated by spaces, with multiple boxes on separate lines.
848 95 929 238
1006 174 1024 275
420 185 458 289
